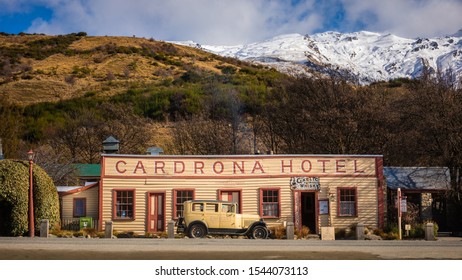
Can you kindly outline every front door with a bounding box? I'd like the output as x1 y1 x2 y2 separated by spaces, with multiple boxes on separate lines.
148 193 165 232
301 192 316 233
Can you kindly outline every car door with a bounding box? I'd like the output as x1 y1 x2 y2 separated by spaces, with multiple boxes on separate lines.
219 203 236 228
205 202 220 229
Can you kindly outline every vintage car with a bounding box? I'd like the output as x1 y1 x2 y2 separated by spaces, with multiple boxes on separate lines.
177 200 269 239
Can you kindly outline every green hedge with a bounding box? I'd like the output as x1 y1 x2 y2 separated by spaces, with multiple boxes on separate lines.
0 160 60 236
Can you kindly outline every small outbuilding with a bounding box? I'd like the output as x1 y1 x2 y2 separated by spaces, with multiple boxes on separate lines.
58 182 99 230
384 167 450 231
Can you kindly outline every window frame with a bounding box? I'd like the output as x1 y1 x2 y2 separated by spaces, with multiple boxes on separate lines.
113 189 136 220
73 198 86 218
173 189 195 219
218 189 242 213
337 187 358 217
259 188 281 218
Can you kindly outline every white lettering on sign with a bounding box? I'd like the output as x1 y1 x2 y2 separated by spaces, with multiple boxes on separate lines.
401 198 407 213
290 177 320 190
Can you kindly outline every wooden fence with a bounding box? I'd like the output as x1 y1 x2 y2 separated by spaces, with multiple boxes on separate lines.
61 219 99 231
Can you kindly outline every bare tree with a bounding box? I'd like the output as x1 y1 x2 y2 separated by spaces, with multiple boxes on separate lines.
0 97 23 158
399 71 462 230
172 116 233 155
46 103 153 163
261 76 387 155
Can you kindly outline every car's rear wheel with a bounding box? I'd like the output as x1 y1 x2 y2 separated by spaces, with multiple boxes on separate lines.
188 224 207 238
251 225 268 239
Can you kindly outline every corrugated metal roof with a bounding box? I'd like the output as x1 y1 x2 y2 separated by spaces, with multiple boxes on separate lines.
75 164 101 177
384 167 450 191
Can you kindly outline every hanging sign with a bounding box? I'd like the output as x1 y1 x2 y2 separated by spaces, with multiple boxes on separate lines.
401 197 407 213
290 177 320 190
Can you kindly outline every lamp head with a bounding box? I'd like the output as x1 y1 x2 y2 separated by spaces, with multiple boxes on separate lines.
27 150 34 161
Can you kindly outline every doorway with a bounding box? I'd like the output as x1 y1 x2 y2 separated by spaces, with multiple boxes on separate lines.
147 193 165 232
301 192 316 234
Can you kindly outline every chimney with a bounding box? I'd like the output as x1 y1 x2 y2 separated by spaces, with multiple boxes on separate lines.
147 147 164 155
102 136 120 154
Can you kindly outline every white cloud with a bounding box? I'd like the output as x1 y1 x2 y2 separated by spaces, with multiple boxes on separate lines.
17 0 322 45
1 0 461 44
340 0 462 38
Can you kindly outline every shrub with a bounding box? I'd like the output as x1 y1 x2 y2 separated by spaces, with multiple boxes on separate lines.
0 160 60 236
64 75 76 85
83 228 98 237
295 226 310 239
384 232 399 240
50 229 74 238
376 224 399 240
273 224 286 239
72 66 91 78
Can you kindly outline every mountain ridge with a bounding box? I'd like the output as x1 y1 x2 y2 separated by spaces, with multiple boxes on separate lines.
176 29 462 84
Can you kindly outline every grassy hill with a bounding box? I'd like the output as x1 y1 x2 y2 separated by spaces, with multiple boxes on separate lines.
0 33 280 105
0 33 287 160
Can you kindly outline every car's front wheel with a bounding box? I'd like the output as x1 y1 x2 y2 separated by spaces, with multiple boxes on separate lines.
188 224 207 238
250 225 268 239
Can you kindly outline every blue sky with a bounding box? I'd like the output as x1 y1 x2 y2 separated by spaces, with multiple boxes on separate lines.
1 0 461 45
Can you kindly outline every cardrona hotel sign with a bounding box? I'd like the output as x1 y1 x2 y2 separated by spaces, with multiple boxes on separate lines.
102 155 378 178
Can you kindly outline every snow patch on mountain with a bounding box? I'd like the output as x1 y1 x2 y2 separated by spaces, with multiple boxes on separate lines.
174 30 462 84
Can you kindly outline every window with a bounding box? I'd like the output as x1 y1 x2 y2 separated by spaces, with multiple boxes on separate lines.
219 190 241 213
174 190 194 218
338 188 357 216
260 189 280 218
192 203 204 212
73 198 86 217
206 203 218 212
222 204 234 213
114 190 135 219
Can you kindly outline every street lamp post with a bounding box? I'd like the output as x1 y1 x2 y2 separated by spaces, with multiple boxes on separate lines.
28 150 34 237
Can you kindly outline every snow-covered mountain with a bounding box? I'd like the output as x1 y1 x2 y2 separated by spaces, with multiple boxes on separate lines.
176 29 462 84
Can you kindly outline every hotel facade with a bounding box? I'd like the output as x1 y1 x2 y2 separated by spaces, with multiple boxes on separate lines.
98 154 385 235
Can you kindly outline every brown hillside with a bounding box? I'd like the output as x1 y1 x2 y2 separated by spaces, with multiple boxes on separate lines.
0 34 238 105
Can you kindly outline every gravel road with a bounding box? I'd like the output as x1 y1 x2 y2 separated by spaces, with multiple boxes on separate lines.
1 237 461 260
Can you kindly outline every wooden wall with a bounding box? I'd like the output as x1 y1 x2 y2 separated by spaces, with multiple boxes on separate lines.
100 155 383 235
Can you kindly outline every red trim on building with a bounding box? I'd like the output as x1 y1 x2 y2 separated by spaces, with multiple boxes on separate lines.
314 191 319 234
98 157 105 231
103 173 378 180
112 189 136 221
218 189 242 213
292 190 319 234
60 182 99 197
103 154 381 160
376 157 385 229
146 191 166 233
259 188 281 218
172 189 195 219
337 187 358 217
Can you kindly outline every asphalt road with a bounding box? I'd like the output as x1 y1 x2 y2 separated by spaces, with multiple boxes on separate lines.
0 237 461 260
